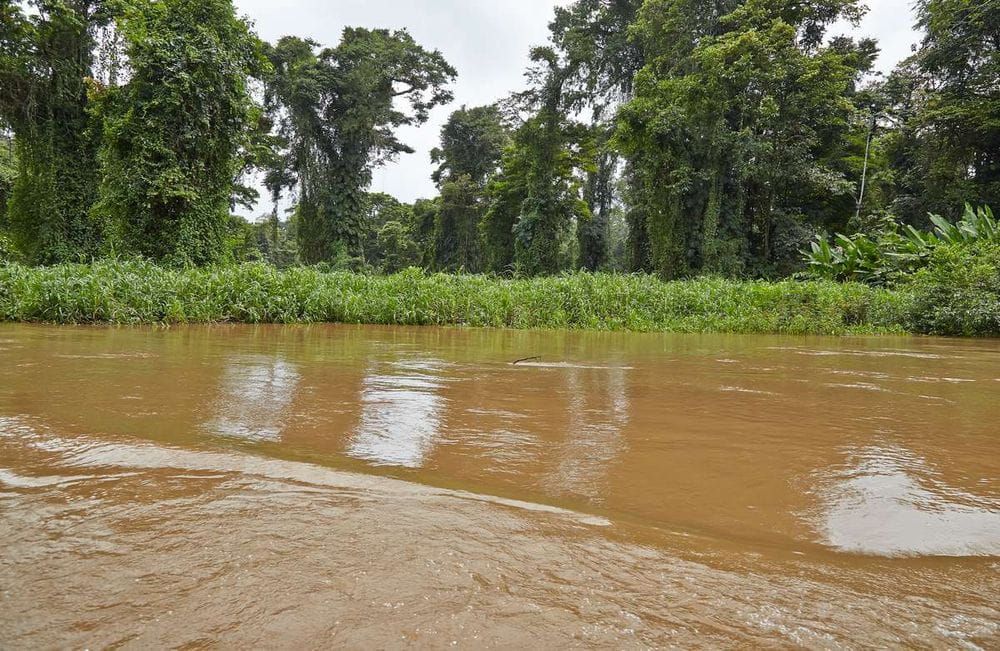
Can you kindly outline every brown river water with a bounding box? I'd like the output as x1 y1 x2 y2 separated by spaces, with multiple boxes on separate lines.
0 324 998 648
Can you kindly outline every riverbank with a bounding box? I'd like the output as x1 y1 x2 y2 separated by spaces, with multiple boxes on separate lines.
0 260 917 335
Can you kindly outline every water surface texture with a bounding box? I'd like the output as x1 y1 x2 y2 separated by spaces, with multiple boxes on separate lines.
1 324 998 647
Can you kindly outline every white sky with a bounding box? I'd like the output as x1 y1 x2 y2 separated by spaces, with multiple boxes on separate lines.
233 0 921 214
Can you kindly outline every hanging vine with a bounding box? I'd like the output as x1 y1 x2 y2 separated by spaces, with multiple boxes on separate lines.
91 0 265 266
0 0 111 264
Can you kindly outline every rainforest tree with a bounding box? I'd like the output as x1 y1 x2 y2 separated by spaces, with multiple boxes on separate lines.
411 197 439 268
433 174 483 272
617 0 875 278
0 129 14 210
430 104 509 272
481 135 530 273
359 192 415 270
484 47 594 276
89 0 263 266
263 29 455 265
431 104 509 187
375 219 421 273
0 0 110 264
548 0 644 270
883 0 999 224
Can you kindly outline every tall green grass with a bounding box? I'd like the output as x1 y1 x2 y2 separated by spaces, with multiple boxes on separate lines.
0 260 912 335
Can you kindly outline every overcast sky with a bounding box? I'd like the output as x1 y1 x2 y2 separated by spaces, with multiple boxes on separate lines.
233 0 921 216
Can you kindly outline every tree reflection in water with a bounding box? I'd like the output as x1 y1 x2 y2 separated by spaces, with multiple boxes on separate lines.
205 355 301 442
346 359 449 468
546 365 630 502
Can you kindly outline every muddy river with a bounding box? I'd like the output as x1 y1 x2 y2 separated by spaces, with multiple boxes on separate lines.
0 324 997 647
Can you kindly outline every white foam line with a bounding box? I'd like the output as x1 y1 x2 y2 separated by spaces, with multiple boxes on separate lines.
0 416 612 529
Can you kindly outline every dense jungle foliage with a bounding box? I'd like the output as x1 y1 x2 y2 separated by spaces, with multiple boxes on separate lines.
0 0 998 334
804 204 999 285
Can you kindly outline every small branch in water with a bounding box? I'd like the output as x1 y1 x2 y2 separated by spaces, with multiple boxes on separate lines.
511 356 541 365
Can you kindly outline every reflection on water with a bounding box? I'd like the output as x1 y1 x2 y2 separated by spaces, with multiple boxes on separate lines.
205 356 300 442
547 367 629 501
814 445 1000 557
346 359 447 468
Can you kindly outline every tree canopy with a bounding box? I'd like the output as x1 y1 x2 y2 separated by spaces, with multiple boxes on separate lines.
882 0 1000 224
0 0 995 281
263 29 455 264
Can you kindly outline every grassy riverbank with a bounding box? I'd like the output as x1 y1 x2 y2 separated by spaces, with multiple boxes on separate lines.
0 260 916 335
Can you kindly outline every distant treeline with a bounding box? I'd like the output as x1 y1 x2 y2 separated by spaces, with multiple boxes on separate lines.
0 0 997 279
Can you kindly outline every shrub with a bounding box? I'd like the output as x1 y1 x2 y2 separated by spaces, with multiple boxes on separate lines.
906 242 1000 337
0 232 18 264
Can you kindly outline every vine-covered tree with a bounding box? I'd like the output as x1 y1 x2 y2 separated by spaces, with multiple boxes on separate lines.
434 175 482 272
90 0 264 265
431 104 509 187
548 0 644 271
0 0 110 263
484 47 594 276
264 29 455 264
0 128 14 210
376 220 421 273
411 197 439 268
429 104 508 272
360 192 414 269
481 136 530 273
617 0 876 278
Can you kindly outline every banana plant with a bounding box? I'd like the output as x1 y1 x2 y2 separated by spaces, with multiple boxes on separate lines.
802 204 995 286
930 205 998 245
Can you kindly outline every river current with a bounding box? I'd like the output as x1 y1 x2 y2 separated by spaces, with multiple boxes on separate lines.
1 325 997 647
